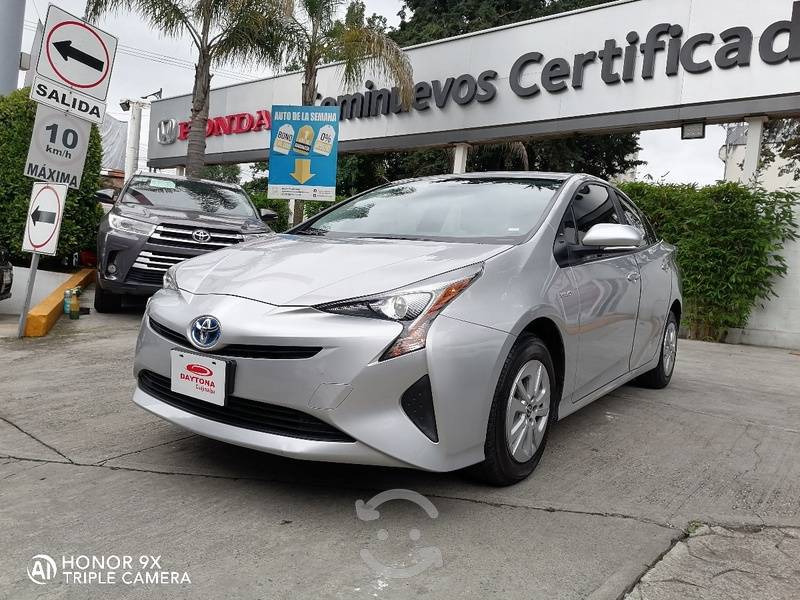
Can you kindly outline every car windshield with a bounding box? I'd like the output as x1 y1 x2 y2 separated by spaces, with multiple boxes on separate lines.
121 176 256 217
300 177 564 243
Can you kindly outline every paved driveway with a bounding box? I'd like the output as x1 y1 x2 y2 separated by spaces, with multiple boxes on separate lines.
2 301 799 599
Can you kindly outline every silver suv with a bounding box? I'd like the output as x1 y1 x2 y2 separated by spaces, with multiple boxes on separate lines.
95 173 273 312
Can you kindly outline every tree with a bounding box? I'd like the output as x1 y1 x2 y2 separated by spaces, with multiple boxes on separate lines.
283 0 413 106
85 0 290 178
763 119 800 181
199 163 241 184
281 0 413 223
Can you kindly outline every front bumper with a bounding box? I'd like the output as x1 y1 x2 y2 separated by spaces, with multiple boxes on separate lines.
134 289 511 472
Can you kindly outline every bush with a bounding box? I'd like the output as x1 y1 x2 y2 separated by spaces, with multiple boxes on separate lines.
0 88 102 267
619 181 798 340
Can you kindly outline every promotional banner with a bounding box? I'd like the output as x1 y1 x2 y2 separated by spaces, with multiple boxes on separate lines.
267 105 339 201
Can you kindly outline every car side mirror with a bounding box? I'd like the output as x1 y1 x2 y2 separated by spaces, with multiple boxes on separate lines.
582 223 643 249
259 208 278 222
96 188 116 204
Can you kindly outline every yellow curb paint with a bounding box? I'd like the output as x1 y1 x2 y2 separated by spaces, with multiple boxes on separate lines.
24 268 95 337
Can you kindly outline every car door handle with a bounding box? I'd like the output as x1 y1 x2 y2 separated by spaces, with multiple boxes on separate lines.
627 272 640 282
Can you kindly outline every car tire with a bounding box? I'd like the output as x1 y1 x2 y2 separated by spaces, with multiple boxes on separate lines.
636 311 678 389
94 283 122 313
473 333 557 486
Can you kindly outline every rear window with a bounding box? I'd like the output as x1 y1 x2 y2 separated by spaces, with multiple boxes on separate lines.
121 177 257 217
301 178 564 243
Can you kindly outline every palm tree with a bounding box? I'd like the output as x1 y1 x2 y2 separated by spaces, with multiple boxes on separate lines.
85 0 291 177
282 0 413 224
284 0 413 107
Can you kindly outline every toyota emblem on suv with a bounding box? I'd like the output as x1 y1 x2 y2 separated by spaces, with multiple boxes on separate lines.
192 229 211 243
189 316 221 349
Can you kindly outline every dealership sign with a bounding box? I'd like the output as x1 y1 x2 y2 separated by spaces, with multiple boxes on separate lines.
148 0 800 167
156 110 271 144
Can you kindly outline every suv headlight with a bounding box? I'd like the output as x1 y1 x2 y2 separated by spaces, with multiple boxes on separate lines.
108 213 156 236
163 265 178 291
316 264 483 360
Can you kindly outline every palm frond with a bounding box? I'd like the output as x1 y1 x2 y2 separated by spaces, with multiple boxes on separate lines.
210 0 294 68
84 0 201 47
336 25 414 107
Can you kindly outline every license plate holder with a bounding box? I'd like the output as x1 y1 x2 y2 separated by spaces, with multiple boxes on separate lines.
169 349 234 406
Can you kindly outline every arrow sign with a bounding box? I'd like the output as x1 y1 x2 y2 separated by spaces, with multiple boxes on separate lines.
290 159 315 184
52 40 104 72
31 205 57 226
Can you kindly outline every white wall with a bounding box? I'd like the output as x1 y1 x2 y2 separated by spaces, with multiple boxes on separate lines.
721 142 800 349
0 267 72 315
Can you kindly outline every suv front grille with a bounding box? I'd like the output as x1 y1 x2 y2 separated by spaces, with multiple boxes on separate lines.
148 318 323 360
138 370 354 442
127 268 165 285
148 223 244 251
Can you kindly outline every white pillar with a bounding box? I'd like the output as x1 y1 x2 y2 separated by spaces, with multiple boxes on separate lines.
175 166 186 176
0 0 25 95
452 143 469 174
740 117 767 184
125 101 144 181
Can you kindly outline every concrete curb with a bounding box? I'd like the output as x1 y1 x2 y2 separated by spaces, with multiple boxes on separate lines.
24 268 94 337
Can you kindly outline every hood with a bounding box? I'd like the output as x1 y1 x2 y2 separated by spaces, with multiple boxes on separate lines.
113 203 263 231
175 234 511 306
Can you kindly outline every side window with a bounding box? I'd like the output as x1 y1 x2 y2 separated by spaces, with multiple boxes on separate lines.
616 192 656 246
557 205 577 245
572 184 620 244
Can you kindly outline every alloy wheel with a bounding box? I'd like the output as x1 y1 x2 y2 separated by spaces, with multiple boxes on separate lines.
505 360 550 463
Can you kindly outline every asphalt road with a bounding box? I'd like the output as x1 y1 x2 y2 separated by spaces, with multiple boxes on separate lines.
2 297 800 599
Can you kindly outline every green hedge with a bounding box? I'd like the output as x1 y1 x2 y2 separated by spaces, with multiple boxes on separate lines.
0 88 102 266
619 181 798 340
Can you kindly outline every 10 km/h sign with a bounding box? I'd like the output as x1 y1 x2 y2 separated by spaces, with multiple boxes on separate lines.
25 105 91 190
22 183 67 256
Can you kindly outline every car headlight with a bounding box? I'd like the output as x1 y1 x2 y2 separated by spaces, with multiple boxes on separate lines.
163 265 178 291
108 213 156 236
316 264 483 360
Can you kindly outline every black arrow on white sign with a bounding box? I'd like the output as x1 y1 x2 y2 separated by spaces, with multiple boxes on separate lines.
53 40 104 72
31 206 57 226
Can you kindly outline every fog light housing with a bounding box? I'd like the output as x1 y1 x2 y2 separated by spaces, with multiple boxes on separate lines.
107 264 117 274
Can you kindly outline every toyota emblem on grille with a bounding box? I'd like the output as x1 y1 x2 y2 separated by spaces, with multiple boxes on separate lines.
189 316 221 349
192 229 211 243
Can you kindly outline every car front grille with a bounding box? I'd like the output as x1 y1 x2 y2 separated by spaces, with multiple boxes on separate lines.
126 268 165 285
148 223 244 251
138 370 355 443
148 317 323 360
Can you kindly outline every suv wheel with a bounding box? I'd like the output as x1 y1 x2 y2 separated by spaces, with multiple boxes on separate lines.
94 283 122 313
474 334 556 486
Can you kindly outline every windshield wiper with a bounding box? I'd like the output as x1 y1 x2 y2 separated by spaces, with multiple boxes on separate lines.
295 227 328 236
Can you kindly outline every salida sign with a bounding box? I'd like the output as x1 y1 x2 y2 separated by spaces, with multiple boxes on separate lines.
321 1 800 121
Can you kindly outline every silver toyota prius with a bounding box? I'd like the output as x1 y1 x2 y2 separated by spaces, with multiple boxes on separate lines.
133 172 681 485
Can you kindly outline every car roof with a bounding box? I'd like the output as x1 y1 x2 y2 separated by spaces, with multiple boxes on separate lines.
413 171 575 182
132 171 243 191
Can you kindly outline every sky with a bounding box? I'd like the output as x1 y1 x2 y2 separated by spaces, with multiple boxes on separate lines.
19 0 726 184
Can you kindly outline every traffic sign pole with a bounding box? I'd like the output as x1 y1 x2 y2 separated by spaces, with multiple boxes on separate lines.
17 253 41 338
